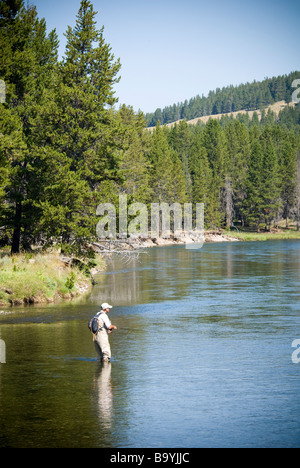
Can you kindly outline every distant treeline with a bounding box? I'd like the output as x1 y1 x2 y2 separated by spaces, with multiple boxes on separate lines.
145 71 300 127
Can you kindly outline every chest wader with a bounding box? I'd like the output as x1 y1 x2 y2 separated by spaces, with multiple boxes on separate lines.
93 316 111 362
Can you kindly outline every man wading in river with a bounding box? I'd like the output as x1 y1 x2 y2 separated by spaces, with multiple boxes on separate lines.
92 303 117 362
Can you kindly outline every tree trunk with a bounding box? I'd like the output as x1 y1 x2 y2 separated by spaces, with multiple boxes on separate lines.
11 202 22 254
224 178 233 229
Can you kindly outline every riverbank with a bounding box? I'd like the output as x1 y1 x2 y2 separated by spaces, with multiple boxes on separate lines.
131 229 300 248
0 250 105 307
127 231 239 248
225 229 300 242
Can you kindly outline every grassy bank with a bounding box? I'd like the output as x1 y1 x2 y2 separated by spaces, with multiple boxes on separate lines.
225 229 300 242
0 250 105 307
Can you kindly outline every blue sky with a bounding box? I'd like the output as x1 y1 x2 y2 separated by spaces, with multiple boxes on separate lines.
31 0 300 113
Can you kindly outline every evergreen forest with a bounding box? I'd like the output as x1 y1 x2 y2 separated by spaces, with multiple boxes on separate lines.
145 71 300 127
1 0 300 257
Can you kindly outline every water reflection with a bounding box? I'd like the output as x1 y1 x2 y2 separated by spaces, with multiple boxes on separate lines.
90 260 142 305
90 240 300 310
93 362 113 430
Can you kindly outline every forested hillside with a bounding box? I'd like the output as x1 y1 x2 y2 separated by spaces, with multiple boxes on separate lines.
0 0 300 258
145 72 300 127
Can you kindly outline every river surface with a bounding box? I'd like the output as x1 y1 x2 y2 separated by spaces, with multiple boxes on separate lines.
0 240 299 448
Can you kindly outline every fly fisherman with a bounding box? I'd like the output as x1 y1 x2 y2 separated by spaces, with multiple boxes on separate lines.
93 303 117 363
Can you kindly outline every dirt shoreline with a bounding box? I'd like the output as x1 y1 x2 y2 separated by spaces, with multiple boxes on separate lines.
128 232 240 248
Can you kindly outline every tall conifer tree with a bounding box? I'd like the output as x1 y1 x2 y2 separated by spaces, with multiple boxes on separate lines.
260 127 281 229
34 0 121 253
200 119 227 228
225 120 250 227
150 123 186 204
116 105 152 204
189 127 213 228
279 139 297 227
244 138 264 231
0 0 59 253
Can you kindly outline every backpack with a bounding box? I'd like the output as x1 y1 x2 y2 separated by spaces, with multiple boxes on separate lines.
88 312 104 334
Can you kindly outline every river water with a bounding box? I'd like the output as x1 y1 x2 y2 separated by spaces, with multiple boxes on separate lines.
0 240 299 448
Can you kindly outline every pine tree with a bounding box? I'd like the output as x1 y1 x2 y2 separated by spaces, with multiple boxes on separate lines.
0 0 22 19
200 119 227 228
291 150 300 230
280 139 297 227
169 121 193 200
0 1 59 253
189 127 213 228
116 105 152 204
150 123 186 204
225 120 250 227
270 126 298 227
244 139 264 231
38 154 92 249
33 0 122 253
0 105 26 240
260 127 281 229
60 0 121 183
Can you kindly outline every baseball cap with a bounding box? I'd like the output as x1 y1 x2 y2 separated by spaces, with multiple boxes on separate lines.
101 302 113 310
